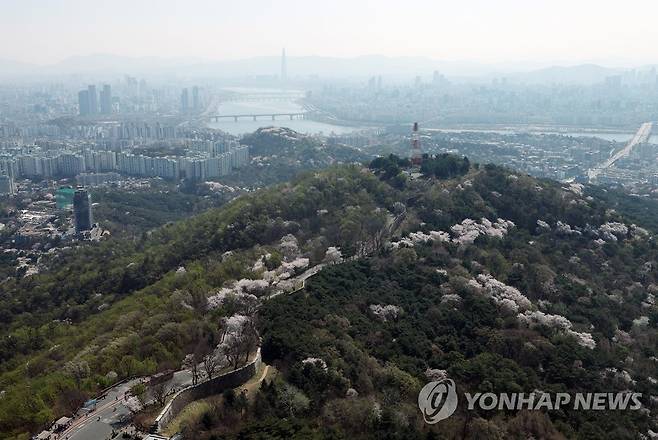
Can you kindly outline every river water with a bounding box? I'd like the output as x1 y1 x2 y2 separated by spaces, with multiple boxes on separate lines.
207 88 360 136
208 88 655 143
426 128 636 143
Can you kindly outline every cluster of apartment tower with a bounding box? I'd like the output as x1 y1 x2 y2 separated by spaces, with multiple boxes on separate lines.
0 140 249 187
79 84 113 116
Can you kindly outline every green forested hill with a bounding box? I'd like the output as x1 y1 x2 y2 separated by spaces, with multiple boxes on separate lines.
0 157 656 439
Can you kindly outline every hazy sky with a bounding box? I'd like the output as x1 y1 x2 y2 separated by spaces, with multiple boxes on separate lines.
2 0 658 66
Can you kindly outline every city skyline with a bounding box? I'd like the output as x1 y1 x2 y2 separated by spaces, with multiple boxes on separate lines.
2 0 658 68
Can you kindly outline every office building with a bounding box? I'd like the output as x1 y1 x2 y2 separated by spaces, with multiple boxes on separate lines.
181 88 189 113
192 86 200 111
73 189 93 233
88 85 98 114
78 90 90 116
100 84 112 114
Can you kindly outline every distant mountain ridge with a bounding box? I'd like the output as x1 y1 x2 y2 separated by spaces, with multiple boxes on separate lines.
0 54 653 83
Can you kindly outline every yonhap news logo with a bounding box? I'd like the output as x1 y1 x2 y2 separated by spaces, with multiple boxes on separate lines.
418 378 459 424
418 376 643 424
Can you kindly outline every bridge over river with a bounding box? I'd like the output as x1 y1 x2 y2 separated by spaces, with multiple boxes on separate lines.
588 122 653 181
207 112 307 122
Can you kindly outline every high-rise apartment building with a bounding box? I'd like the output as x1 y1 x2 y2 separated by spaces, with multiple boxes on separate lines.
0 174 16 195
73 189 93 233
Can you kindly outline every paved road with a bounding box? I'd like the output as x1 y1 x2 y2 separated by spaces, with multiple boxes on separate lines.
60 379 138 440
267 264 326 299
63 369 195 440
63 260 332 439
588 122 653 180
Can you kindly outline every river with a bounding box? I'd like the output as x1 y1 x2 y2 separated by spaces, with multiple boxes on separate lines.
207 89 656 143
207 88 361 136
425 127 638 143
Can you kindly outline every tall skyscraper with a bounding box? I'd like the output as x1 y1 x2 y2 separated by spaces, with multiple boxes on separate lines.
88 85 98 114
100 84 112 114
0 174 16 195
78 90 90 116
281 48 287 82
192 86 200 111
181 88 189 113
73 189 93 233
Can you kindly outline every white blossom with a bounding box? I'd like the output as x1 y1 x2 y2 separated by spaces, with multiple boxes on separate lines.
234 278 270 294
207 288 258 311
518 311 596 349
388 230 450 249
425 368 448 381
568 331 597 350
470 274 531 312
324 247 343 264
518 310 572 331
598 222 628 241
219 314 251 348
612 329 632 345
450 218 515 245
429 230 451 242
369 304 402 322
301 357 328 371
555 221 581 236
278 258 310 275
440 293 462 305
536 220 551 231
252 259 265 272
630 224 649 238
279 234 300 257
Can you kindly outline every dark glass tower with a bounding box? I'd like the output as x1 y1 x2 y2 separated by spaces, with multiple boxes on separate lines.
73 189 93 233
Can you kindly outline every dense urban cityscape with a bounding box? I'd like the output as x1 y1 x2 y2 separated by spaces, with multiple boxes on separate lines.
1 1 658 439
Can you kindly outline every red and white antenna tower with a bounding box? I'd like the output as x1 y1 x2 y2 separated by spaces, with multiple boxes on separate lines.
411 121 422 166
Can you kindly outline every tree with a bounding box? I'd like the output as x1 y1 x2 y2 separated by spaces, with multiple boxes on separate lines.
222 335 244 370
240 318 260 363
150 382 168 407
65 360 90 390
219 314 260 369
203 352 220 380
130 383 147 406
183 347 205 385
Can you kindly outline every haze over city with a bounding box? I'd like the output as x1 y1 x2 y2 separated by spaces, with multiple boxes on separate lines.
2 0 658 69
1 2 658 440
